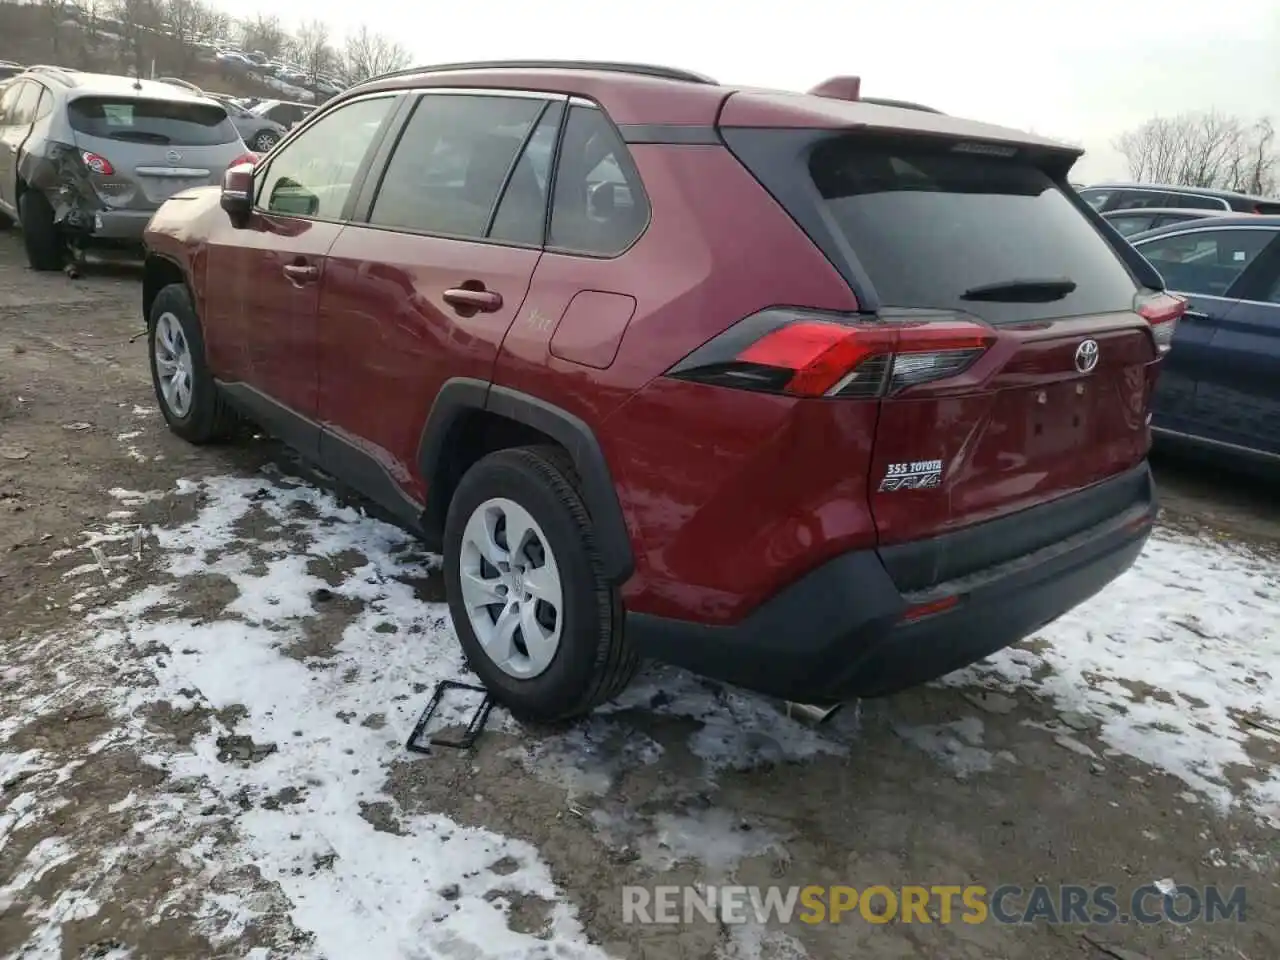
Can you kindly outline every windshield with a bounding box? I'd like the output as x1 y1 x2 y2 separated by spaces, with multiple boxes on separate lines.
809 139 1141 323
68 96 238 146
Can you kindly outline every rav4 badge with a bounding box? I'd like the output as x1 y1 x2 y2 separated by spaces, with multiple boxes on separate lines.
879 459 943 492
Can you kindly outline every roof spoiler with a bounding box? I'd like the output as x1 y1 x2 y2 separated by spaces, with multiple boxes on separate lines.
808 75 861 101
807 76 945 114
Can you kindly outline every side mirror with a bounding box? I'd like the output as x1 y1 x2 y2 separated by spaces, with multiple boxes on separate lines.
220 160 255 226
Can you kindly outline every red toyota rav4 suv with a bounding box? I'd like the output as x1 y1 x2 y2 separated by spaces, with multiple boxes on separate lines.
141 61 1179 721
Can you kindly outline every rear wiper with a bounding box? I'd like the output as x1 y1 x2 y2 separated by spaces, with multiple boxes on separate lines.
960 277 1077 302
107 131 171 144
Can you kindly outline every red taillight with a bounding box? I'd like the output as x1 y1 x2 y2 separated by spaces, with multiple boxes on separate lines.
1135 291 1184 355
81 151 114 176
228 151 260 167
667 308 994 398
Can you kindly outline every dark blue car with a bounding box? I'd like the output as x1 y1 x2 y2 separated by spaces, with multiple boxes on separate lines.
1128 215 1280 468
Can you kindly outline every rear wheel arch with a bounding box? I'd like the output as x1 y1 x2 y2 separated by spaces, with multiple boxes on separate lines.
418 380 635 584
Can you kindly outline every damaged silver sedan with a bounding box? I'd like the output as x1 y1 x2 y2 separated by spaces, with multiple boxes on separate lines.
0 68 257 270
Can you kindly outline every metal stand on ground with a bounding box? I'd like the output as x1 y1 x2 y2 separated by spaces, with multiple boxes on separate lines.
405 680 494 753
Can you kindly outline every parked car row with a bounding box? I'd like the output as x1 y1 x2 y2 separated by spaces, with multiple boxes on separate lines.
0 66 256 269
1070 180 1280 468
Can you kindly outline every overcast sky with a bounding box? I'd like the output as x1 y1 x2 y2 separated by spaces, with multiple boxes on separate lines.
216 0 1280 182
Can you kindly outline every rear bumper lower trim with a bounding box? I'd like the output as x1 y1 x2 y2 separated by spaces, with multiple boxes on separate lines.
626 462 1157 701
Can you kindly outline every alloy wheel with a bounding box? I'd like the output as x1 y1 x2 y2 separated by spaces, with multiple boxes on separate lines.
458 497 564 679
153 312 193 418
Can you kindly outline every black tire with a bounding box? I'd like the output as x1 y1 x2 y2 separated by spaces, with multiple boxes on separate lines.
147 283 237 443
251 131 279 152
443 446 639 721
18 190 63 271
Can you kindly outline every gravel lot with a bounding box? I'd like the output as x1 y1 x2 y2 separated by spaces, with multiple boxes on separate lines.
0 235 1277 960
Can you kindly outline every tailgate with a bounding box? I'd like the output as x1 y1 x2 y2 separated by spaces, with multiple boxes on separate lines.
869 311 1157 545
67 94 240 209
723 127 1168 552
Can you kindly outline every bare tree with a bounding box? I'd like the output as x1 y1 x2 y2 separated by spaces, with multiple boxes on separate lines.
338 26 410 85
76 0 110 42
35 0 69 58
291 19 332 83
112 0 162 77
1114 111 1278 195
161 0 212 73
1231 119 1277 196
239 13 285 59
203 8 229 43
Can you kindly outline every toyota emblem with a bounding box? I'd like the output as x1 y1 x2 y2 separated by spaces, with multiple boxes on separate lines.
166 149 182 164
1074 339 1099 373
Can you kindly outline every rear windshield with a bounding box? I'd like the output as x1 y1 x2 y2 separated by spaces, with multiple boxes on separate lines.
809 140 1141 323
68 96 237 146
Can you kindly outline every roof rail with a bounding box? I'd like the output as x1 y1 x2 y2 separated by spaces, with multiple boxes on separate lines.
24 65 77 85
366 59 718 86
859 97 944 114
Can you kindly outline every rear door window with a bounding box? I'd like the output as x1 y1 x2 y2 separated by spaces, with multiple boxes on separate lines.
1111 189 1171 209
808 139 1140 323
1107 214 1156 237
1151 213 1202 229
1078 188 1113 211
1164 191 1229 211
67 97 239 145
367 93 547 240
1135 228 1277 297
489 102 563 246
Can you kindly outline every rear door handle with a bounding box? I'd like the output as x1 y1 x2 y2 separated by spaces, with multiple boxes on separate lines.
283 263 319 283
443 287 503 313
1182 309 1211 322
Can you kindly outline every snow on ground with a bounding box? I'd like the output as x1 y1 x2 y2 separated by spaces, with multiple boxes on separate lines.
1 470 837 957
1 464 1278 954
942 530 1280 824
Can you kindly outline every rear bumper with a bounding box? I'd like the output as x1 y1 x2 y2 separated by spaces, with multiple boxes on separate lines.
626 462 1157 701
85 209 153 242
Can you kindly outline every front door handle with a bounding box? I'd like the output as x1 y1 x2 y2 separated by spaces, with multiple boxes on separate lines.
283 262 319 284
1182 308 1211 322
443 286 503 313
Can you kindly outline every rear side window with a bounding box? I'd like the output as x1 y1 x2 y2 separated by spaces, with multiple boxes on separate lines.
1107 214 1155 237
369 94 546 240
808 140 1141 323
67 97 238 145
548 105 649 257
1134 228 1276 297
1111 189 1170 209
1079 188 1113 211
0 81 20 124
9 81 39 125
1165 191 1229 211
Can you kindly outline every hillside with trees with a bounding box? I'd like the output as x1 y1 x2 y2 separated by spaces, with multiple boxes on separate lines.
0 0 411 103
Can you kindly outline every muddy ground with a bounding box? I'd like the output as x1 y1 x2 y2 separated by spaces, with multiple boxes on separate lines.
0 234 1277 960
